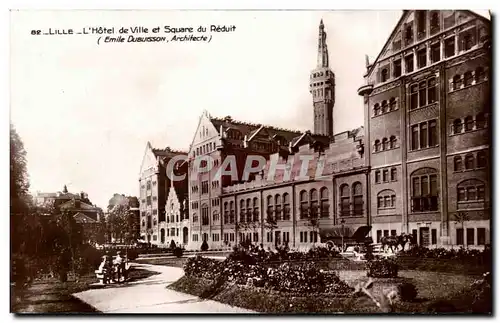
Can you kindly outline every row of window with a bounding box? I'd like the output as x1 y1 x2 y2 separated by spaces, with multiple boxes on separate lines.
411 170 439 212
339 183 364 217
410 119 438 151
299 231 318 243
382 20 484 85
409 77 437 110
193 141 216 158
223 232 235 242
450 67 487 91
453 151 487 172
211 198 220 207
298 188 330 219
373 98 398 117
377 191 397 209
166 214 182 223
373 136 398 152
311 70 330 78
451 113 488 135
267 194 291 221
191 201 199 210
457 179 486 202
376 229 398 243
456 227 487 246
267 231 290 244
240 232 259 243
212 233 220 242
375 167 397 184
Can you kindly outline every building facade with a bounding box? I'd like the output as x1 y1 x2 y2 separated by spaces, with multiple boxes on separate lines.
358 10 491 247
141 10 491 251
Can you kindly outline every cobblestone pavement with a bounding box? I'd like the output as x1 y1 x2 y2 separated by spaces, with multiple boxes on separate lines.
72 263 254 313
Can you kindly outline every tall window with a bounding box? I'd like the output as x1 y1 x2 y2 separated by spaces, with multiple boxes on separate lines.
229 201 235 223
340 184 350 217
445 37 455 58
430 11 440 34
352 183 363 216
476 113 486 129
390 168 397 181
464 71 473 87
475 67 485 83
381 68 388 82
375 170 381 184
417 48 427 68
416 10 426 36
430 42 440 63
267 195 274 220
374 140 381 152
454 156 463 171
465 116 474 131
246 199 252 222
202 204 209 225
411 168 439 212
389 98 397 111
275 195 282 221
223 202 229 224
381 100 388 113
374 103 380 116
310 189 318 219
390 136 397 149
405 24 414 45
253 197 259 222
411 119 438 150
299 191 308 219
452 75 462 90
453 118 463 134
320 188 329 218
465 154 474 170
428 78 437 104
405 54 414 73
382 138 389 150
383 169 389 182
393 59 402 78
283 193 291 220
240 200 245 223
477 151 487 168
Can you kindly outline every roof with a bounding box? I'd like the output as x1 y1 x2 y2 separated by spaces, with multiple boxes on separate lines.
367 10 491 77
152 147 188 158
73 212 98 224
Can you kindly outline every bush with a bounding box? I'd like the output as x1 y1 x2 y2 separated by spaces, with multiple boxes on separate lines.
173 247 184 258
366 259 398 278
398 282 418 302
201 240 209 252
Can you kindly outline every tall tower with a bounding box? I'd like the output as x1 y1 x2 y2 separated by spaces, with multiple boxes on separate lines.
309 19 335 137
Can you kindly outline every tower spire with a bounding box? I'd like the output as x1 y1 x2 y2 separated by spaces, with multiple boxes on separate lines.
317 19 329 68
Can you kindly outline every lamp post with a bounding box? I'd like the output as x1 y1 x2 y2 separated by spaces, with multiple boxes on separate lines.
341 219 346 252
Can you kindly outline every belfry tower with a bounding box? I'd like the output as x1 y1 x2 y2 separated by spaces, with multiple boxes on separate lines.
309 19 335 137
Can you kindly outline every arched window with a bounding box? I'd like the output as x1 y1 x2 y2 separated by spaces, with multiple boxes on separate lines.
377 189 396 210
310 189 318 218
453 118 463 134
452 75 462 90
381 68 388 82
213 210 219 222
381 100 388 113
320 187 330 218
475 67 485 83
389 98 397 111
457 179 485 202
411 168 439 212
389 136 396 149
476 113 486 129
299 190 308 219
240 199 245 223
340 184 350 217
477 151 487 168
160 229 165 244
253 197 259 222
454 156 463 171
382 138 389 150
464 71 473 86
374 103 380 116
352 182 363 216
275 194 282 221
246 198 252 222
374 140 381 152
465 154 474 169
266 195 274 220
283 193 291 220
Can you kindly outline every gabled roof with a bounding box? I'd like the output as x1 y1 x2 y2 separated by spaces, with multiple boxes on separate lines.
367 10 491 77
73 212 98 224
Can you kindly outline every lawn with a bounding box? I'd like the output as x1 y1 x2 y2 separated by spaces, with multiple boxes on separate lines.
11 268 158 313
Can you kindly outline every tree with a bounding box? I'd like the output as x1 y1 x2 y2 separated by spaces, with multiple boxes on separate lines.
454 211 469 248
108 204 129 243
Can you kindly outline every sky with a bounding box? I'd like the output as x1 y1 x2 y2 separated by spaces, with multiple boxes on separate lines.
11 10 414 208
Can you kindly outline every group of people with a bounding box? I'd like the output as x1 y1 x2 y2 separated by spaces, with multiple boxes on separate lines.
98 251 129 284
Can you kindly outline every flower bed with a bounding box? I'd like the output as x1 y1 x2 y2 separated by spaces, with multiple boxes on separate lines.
366 259 398 278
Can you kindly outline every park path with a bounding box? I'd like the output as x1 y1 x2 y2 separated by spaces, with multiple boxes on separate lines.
72 263 254 313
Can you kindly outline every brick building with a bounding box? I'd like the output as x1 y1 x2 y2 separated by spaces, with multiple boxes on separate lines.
138 142 188 245
358 10 491 247
141 10 490 250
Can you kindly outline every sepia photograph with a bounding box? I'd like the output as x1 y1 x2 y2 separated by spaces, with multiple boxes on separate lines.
9 8 492 314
